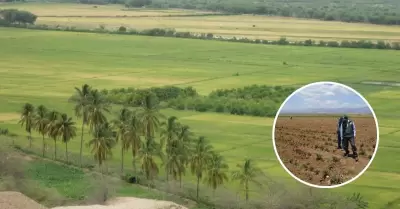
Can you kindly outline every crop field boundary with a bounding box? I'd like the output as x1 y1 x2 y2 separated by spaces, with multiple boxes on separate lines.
1 22 399 51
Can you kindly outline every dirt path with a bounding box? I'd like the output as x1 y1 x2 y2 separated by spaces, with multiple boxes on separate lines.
52 197 187 209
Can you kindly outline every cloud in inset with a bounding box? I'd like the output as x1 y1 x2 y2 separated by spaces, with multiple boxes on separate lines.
281 83 369 113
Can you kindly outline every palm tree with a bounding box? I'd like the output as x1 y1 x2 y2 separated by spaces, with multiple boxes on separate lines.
87 89 111 139
88 122 116 174
51 113 77 163
160 116 180 181
18 103 35 148
204 152 229 195
177 125 194 166
111 107 131 175
46 110 60 159
33 105 49 157
69 84 92 167
176 124 194 187
124 113 142 176
137 93 164 142
165 146 186 187
190 136 214 200
137 138 164 188
231 159 263 202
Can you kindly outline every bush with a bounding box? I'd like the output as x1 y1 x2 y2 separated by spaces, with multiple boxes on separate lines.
118 26 127 32
0 128 9 135
0 9 37 24
125 0 152 8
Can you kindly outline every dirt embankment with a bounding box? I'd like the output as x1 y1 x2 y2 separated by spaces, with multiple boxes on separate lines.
0 191 187 209
274 116 377 186
0 191 48 209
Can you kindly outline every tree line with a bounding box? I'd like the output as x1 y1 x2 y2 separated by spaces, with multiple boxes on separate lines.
17 84 267 202
99 85 295 117
2 14 399 51
69 0 400 26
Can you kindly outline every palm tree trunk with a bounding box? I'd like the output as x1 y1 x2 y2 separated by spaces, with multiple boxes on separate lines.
105 161 108 175
132 147 137 176
65 142 69 163
166 167 169 182
179 175 182 188
29 131 32 148
133 156 137 176
42 133 45 157
80 120 85 168
245 182 249 202
196 175 200 200
54 138 57 160
121 144 124 175
165 152 170 182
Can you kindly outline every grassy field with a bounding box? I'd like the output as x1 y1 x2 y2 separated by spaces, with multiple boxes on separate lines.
2 3 400 42
1 27 400 208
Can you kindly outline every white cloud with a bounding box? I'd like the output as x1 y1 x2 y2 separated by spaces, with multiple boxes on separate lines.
297 83 351 99
295 83 359 109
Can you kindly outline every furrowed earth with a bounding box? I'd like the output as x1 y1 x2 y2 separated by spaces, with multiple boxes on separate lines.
274 116 377 186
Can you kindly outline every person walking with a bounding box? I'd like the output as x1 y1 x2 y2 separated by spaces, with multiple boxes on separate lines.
336 115 344 149
339 115 358 161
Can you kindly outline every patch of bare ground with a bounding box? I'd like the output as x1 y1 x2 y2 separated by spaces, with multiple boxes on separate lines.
52 197 187 209
0 191 47 209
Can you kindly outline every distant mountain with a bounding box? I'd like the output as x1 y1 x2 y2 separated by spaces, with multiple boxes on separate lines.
280 106 371 115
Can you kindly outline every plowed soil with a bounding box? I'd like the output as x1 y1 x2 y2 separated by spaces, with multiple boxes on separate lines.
274 116 377 186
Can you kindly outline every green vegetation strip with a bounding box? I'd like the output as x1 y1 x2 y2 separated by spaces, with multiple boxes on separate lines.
1 9 400 51
100 85 296 117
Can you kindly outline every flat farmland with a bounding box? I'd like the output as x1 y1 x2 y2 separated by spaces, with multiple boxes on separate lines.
0 27 400 208
0 3 215 17
274 116 377 186
2 3 400 42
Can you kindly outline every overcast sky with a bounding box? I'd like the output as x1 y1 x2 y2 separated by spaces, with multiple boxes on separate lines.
281 83 369 113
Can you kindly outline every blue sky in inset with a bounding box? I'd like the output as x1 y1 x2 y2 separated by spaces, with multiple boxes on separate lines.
281 83 368 112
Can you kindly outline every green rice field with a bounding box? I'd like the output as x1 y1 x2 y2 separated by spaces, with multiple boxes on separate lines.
1 27 400 208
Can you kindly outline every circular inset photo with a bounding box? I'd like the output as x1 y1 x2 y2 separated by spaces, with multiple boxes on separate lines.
272 81 379 188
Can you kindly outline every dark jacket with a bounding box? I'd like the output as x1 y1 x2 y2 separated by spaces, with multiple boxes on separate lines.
339 119 356 139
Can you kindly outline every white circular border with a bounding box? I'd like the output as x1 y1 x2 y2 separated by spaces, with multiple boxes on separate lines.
272 81 380 189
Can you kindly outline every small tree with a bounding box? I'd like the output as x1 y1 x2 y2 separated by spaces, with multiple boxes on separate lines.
19 103 35 148
0 9 37 24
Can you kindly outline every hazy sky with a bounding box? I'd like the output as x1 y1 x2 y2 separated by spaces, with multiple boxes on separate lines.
281 83 368 112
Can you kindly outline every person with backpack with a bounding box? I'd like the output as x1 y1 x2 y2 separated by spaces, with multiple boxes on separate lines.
339 115 358 161
336 115 345 149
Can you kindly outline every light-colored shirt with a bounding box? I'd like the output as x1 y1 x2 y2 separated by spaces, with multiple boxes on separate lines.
337 117 344 132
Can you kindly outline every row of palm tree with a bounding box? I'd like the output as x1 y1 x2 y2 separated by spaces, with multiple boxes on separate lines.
18 84 264 202
19 103 77 160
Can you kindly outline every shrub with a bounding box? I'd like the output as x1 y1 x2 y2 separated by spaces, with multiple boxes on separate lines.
0 9 37 24
118 26 127 32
